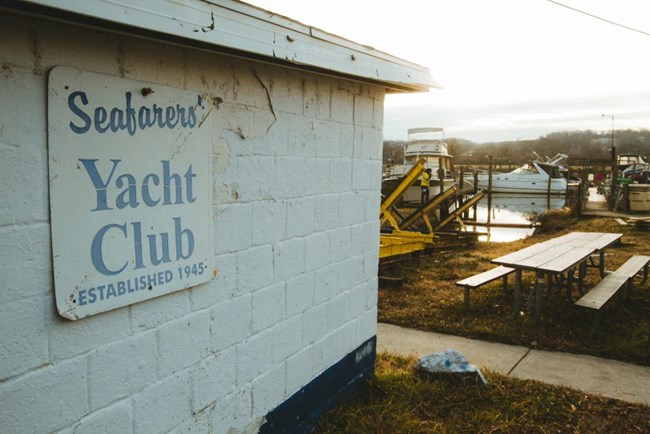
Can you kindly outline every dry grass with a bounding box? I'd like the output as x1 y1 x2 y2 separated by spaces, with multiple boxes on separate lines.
314 352 650 434
379 211 650 366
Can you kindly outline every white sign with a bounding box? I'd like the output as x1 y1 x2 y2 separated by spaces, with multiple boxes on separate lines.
48 66 214 320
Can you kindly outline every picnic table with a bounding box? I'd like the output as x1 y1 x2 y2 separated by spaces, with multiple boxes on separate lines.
491 232 622 320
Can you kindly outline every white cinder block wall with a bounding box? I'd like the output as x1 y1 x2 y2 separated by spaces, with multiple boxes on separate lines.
0 12 382 434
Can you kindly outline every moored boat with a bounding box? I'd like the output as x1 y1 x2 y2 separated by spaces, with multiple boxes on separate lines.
477 154 568 195
382 127 455 203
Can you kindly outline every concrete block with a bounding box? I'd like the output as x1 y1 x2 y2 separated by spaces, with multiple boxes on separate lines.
349 283 370 319
236 329 273 385
265 68 303 115
133 371 192 434
285 346 313 396
356 307 378 344
121 38 185 88
334 320 358 357
250 115 290 157
73 399 133 434
304 158 331 196
189 253 237 311
88 330 157 410
252 200 286 245
0 71 48 226
238 245 274 294
327 292 351 330
353 95 374 129
252 282 286 334
314 194 340 231
286 272 314 316
302 77 330 119
329 159 353 193
352 159 374 191
168 405 212 434
286 198 315 238
0 14 33 68
302 303 328 346
212 385 253 434
251 363 286 419
0 357 88 434
329 86 354 124
214 203 252 254
0 223 51 303
338 191 364 226
130 289 190 332
191 346 237 413
365 189 382 221
48 302 131 361
288 115 317 157
35 20 119 75
184 50 234 102
272 315 303 364
330 227 353 263
157 310 211 378
337 256 362 292
339 124 355 159
221 104 277 143
234 66 274 110
0 297 49 380
304 232 330 272
311 332 338 376
373 97 385 130
272 156 307 199
211 295 251 351
273 238 305 282
236 156 275 201
313 266 338 304
313 120 341 159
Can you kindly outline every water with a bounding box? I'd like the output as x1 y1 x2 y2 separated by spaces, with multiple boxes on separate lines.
466 194 566 243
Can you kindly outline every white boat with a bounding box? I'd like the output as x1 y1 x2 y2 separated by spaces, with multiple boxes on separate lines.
477 154 568 195
382 127 455 203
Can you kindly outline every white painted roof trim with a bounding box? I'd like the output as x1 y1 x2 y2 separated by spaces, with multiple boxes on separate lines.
11 0 438 92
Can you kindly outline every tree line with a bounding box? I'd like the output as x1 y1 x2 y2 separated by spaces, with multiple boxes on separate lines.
383 129 650 166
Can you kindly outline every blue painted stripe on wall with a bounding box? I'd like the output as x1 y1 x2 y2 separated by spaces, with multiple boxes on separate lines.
260 336 377 434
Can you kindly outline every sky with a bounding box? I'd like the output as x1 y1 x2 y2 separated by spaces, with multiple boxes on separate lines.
244 0 650 143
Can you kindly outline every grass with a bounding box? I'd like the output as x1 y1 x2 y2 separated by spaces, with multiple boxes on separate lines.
314 352 650 434
313 212 650 433
378 211 650 366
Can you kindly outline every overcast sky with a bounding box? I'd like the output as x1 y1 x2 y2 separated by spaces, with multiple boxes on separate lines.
244 0 650 143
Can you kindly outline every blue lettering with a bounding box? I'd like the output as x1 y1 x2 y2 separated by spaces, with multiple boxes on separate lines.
78 289 87 306
94 106 109 133
142 174 160 207
115 173 139 209
132 221 145 270
91 223 128 276
147 231 170 266
68 91 91 134
162 161 183 205
173 217 194 260
184 165 197 203
97 285 105 300
109 107 125 133
88 287 97 304
106 283 117 299
117 280 126 295
166 106 178 128
79 159 121 211
126 92 136 136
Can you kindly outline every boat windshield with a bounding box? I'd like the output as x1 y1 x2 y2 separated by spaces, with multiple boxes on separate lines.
511 164 539 175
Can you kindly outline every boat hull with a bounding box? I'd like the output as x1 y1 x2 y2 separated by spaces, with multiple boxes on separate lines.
477 176 566 194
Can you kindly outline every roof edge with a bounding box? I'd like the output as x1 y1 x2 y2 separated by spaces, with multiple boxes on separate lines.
10 0 438 92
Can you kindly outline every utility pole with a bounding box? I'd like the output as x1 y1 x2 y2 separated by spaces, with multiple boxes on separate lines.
602 114 616 210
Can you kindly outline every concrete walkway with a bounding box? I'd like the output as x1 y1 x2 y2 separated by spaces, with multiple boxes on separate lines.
377 323 650 406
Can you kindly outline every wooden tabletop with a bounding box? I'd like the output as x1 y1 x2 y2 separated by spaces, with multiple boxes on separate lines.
491 232 622 274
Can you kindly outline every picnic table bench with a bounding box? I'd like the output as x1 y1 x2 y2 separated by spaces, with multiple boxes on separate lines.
455 266 514 309
575 255 650 335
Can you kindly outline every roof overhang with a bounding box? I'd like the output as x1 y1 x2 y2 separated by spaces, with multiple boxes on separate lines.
3 0 438 93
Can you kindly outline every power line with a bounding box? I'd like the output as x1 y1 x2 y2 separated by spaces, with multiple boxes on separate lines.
547 0 650 37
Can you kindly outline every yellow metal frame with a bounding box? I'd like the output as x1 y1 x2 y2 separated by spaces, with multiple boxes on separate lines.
378 159 484 259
